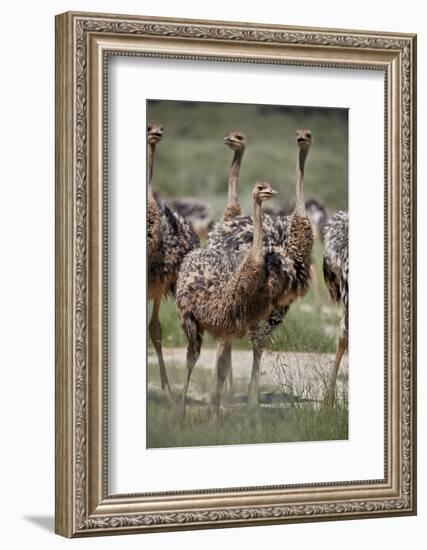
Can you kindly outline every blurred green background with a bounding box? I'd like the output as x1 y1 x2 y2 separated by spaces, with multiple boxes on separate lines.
148 100 348 218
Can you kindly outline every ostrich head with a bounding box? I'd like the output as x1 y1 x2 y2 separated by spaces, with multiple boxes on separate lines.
147 121 163 145
252 181 278 204
296 128 313 151
224 131 246 152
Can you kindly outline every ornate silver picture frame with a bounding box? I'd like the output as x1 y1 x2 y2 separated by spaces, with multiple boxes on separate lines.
55 11 417 537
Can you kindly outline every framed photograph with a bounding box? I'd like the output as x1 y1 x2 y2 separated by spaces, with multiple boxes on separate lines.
55 11 417 537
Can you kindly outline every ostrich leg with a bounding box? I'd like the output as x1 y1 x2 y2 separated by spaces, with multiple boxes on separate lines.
248 326 264 408
225 358 234 396
310 263 321 305
181 319 202 419
212 340 232 417
149 294 172 402
248 307 289 408
324 308 348 407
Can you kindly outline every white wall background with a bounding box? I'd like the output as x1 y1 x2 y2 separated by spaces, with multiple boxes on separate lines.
0 1 423 548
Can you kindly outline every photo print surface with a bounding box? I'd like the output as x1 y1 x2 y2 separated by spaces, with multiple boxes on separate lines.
146 99 348 449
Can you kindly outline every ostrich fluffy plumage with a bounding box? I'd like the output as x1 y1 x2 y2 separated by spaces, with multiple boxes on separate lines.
176 245 272 340
148 196 199 300
323 210 348 308
322 210 349 405
208 213 312 309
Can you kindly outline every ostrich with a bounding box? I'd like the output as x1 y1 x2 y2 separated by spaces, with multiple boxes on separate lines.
322 210 348 406
207 129 314 407
176 181 278 417
147 121 199 401
222 131 246 221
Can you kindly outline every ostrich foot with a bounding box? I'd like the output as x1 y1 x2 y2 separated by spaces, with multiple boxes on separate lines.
161 384 175 406
175 400 188 425
247 381 260 410
322 387 337 409
247 394 260 410
224 366 234 398
209 401 225 424
224 380 234 400
249 407 262 430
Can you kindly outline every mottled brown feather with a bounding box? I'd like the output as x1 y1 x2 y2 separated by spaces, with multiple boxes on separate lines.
148 197 199 301
323 210 348 307
222 203 242 222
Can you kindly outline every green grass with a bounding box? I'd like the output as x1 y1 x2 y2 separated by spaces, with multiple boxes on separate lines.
146 355 348 448
147 397 348 448
147 402 348 448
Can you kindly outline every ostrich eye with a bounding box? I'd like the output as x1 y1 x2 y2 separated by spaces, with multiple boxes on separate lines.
307 132 311 138
160 126 164 132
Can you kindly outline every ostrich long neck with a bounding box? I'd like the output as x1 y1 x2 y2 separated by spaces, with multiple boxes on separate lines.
288 146 313 263
147 139 161 257
147 141 156 201
225 195 265 307
223 193 267 315
250 198 263 261
228 149 243 206
295 148 309 215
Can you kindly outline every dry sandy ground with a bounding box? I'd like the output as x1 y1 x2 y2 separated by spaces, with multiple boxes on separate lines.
148 348 348 404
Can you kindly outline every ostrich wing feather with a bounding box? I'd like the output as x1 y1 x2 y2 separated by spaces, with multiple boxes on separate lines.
323 210 349 307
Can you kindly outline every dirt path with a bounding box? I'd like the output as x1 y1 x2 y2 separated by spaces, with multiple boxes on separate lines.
148 348 348 402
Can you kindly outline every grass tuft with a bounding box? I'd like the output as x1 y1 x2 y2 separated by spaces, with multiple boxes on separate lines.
147 400 348 448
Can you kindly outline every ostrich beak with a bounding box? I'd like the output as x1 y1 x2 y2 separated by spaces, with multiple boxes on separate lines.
260 188 278 199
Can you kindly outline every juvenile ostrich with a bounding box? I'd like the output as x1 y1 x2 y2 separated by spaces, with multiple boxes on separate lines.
222 131 246 221
147 121 199 401
208 129 314 407
322 210 349 405
176 181 278 417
